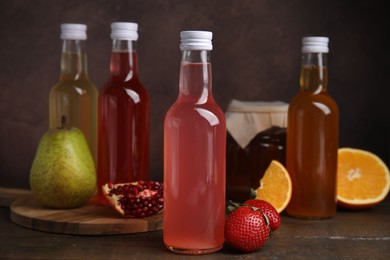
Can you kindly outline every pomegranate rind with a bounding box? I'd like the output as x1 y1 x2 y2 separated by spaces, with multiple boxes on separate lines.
102 181 164 218
102 183 128 217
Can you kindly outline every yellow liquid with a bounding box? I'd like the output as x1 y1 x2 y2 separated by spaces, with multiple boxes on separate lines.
49 52 98 162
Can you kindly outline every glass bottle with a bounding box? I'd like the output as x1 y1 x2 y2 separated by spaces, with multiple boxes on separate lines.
49 23 98 162
97 22 149 205
286 36 339 219
163 31 226 254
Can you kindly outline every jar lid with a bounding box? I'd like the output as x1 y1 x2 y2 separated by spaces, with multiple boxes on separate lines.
225 100 289 148
111 22 138 40
60 23 87 40
180 30 213 51
227 100 289 113
302 36 329 53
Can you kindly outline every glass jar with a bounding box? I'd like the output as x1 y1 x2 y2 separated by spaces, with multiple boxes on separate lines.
225 100 288 201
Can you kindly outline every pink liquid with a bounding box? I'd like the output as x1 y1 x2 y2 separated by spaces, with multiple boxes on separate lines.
96 51 149 205
164 62 226 254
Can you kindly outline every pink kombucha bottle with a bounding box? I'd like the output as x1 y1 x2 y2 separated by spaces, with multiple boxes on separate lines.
163 31 226 255
97 22 149 205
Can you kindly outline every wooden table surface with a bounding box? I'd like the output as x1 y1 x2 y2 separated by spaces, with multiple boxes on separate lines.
0 192 389 259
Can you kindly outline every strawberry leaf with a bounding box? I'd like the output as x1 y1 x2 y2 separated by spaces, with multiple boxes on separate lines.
226 200 243 214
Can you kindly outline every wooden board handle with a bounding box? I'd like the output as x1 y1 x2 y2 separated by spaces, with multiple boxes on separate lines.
0 187 31 207
1 187 163 235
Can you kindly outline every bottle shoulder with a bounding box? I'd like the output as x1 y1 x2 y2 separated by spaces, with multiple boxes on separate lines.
165 100 225 127
167 98 224 112
289 91 339 115
99 79 149 105
51 80 98 95
101 77 147 93
101 76 146 90
291 91 337 105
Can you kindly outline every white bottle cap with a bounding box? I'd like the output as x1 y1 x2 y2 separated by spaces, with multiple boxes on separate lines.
302 36 329 53
180 31 213 51
111 22 138 40
60 23 87 40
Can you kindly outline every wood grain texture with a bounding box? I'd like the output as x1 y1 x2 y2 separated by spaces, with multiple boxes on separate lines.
1 197 389 259
5 189 162 235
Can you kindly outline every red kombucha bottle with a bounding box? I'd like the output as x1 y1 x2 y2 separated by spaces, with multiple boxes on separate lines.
96 22 149 205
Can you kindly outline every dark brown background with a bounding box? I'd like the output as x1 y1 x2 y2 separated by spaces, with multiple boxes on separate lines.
0 0 389 188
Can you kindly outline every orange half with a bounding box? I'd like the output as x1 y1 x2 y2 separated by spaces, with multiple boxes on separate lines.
337 148 390 209
255 160 292 213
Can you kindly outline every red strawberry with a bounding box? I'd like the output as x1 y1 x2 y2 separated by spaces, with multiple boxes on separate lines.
244 199 281 231
224 205 271 252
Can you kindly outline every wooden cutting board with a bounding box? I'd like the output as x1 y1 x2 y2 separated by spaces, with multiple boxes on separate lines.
0 187 163 235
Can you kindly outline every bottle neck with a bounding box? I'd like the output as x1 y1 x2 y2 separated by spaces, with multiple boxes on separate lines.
60 39 88 80
299 52 328 93
110 40 139 82
179 50 212 104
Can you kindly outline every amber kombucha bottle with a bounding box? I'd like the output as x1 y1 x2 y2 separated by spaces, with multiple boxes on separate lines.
286 37 339 219
49 24 98 162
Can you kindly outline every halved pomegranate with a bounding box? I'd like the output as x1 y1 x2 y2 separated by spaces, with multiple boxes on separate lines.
102 181 164 218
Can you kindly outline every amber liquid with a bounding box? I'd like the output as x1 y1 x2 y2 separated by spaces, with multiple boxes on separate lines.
49 52 98 162
96 51 149 205
286 64 339 219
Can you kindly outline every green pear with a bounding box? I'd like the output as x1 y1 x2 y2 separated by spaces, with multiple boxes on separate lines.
30 116 96 209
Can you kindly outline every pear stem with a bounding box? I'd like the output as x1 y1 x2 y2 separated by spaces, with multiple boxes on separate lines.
60 115 67 129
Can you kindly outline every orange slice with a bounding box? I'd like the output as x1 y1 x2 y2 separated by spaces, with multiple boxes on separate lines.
337 148 390 209
255 160 292 213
